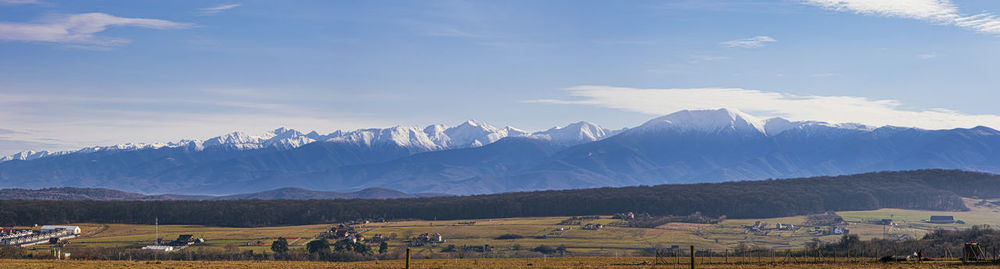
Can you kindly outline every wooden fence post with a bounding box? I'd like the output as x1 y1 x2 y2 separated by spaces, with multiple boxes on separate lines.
406 248 411 269
690 245 696 269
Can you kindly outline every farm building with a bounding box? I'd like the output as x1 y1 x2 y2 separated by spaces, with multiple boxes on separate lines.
169 234 203 246
141 245 175 252
415 233 444 243
1 225 78 246
928 216 956 224
40 225 81 235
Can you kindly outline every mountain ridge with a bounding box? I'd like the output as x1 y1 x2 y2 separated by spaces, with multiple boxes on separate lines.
1 120 613 162
4 108 1000 195
0 186 446 200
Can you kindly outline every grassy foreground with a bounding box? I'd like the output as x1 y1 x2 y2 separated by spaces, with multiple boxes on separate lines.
32 197 996 259
0 257 975 269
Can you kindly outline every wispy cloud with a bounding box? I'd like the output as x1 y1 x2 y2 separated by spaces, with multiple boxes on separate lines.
720 36 777 48
0 13 191 48
526 85 1000 130
0 0 41 5
917 53 937 59
808 72 841 77
805 0 1000 34
406 20 492 39
198 4 241 15
688 55 730 63
0 90 390 155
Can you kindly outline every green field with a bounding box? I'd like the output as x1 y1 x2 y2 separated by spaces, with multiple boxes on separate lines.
35 197 998 258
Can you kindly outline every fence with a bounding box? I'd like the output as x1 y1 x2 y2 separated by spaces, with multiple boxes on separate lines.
650 245 994 267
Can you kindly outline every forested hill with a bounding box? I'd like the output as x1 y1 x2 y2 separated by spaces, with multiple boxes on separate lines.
0 169 996 227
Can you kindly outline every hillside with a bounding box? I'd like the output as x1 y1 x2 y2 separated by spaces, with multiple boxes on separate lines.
0 170 995 227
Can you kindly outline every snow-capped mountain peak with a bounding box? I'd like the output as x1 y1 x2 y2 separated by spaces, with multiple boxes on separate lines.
0 109 907 163
0 150 68 162
442 120 504 148
326 126 439 150
533 121 612 144
1 119 610 162
636 108 767 135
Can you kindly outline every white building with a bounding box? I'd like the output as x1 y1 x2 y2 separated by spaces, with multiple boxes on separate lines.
142 245 175 252
40 225 81 235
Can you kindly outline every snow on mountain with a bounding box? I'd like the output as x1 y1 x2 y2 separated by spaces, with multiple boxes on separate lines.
325 120 532 151
262 128 321 150
193 127 324 151
532 121 612 145
0 120 554 163
632 108 876 137
202 131 270 150
326 126 441 150
0 150 68 161
635 108 767 135
442 120 528 148
764 118 875 135
2 109 882 163
0 128 321 162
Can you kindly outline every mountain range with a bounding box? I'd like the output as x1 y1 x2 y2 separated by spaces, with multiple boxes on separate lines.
3 108 1000 195
0 187 445 200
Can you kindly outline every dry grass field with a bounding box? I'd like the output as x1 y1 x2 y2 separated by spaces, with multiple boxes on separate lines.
45 223 330 256
0 257 983 269
359 198 1000 255
19 197 998 261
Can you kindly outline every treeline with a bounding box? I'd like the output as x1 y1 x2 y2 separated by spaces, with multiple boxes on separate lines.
0 169 995 227
813 225 1000 258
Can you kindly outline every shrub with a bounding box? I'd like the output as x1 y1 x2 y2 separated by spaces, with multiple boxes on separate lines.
495 234 524 240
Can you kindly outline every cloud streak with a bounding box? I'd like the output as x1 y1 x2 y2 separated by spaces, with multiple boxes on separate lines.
917 53 937 59
720 36 777 48
0 90 390 155
526 85 1000 130
0 0 41 5
805 0 1000 34
198 4 241 15
0 13 190 47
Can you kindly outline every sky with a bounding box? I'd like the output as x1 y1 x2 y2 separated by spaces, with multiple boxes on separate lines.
1 0 1000 155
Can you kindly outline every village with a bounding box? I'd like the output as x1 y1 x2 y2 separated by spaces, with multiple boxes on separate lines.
0 207 978 262
0 225 80 247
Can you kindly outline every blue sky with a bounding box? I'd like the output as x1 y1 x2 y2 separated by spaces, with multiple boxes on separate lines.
2 0 1000 155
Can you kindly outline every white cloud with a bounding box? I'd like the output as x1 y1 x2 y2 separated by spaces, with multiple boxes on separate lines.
0 0 41 5
808 72 841 77
0 91 389 155
720 35 777 48
526 85 1000 130
917 53 937 59
805 0 1000 34
689 55 730 63
0 13 190 47
198 4 242 15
